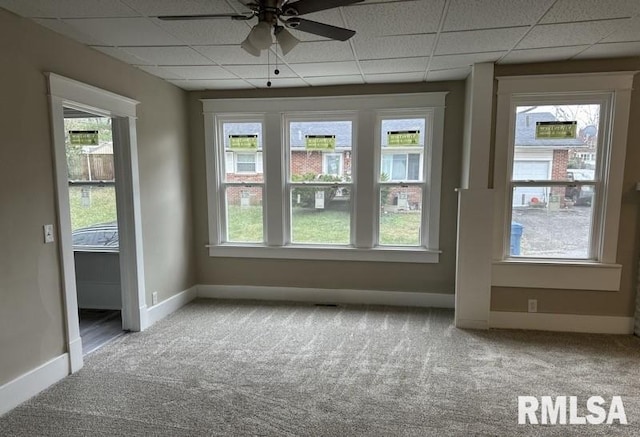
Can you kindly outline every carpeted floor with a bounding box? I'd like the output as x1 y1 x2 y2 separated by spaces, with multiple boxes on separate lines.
1 299 639 436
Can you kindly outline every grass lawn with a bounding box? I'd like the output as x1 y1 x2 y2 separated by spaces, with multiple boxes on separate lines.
227 204 422 245
69 186 117 230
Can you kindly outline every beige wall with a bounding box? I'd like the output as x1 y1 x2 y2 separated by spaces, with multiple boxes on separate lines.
491 58 640 317
0 9 195 385
189 82 465 293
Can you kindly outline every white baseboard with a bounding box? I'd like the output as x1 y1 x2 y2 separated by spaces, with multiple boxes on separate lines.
145 286 198 328
0 354 69 416
489 311 635 334
197 284 455 308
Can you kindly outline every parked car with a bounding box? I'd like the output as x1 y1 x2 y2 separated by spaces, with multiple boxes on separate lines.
72 222 118 249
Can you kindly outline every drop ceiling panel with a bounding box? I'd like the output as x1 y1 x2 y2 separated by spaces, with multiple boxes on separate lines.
365 72 425 83
343 0 445 36
443 0 554 31
92 46 152 65
62 18 183 46
427 67 471 81
436 27 528 55
304 75 365 86
194 45 271 65
120 0 240 17
33 18 105 45
160 65 238 80
291 61 361 77
430 51 506 70
500 45 589 64
168 79 253 90
122 46 213 65
155 19 252 45
361 58 428 75
353 34 435 60
603 17 640 43
574 42 640 59
0 0 137 18
517 20 624 49
247 78 309 88
136 65 185 80
225 64 297 79
280 41 354 63
540 0 640 23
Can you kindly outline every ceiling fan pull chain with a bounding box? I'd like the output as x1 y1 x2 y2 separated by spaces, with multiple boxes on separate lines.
267 48 272 87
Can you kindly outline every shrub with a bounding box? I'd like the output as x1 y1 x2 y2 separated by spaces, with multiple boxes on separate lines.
291 173 343 208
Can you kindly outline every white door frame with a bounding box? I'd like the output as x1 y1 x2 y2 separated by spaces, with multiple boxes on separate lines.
46 73 147 373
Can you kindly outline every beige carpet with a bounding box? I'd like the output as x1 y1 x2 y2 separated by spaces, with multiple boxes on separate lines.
1 299 639 436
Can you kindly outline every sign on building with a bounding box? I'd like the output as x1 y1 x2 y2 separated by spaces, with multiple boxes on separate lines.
535 121 577 139
305 135 336 151
229 134 258 149
387 130 420 146
69 130 99 145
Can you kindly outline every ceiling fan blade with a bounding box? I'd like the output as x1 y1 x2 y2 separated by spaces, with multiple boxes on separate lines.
282 0 364 16
283 17 356 41
157 13 254 21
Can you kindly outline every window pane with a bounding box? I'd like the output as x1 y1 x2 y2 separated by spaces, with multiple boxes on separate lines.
381 118 425 147
514 104 600 182
407 154 421 180
225 186 263 243
324 154 341 176
223 122 263 182
380 118 425 182
69 186 118 249
289 120 352 182
290 186 350 244
510 185 594 259
65 117 114 182
392 155 407 180
379 187 422 246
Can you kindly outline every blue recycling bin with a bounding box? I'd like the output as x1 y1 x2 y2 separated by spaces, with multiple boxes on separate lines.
510 222 523 256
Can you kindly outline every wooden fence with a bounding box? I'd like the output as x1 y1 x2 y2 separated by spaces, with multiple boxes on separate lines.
68 154 115 181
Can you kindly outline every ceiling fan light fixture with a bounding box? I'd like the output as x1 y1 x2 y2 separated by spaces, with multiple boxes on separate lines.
276 27 299 55
241 36 261 57
248 21 273 50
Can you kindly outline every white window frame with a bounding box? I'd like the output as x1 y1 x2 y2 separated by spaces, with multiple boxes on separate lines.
203 92 446 263
235 152 257 174
322 152 343 176
492 72 635 291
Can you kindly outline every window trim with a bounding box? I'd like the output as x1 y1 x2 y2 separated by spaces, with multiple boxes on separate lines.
202 92 447 263
492 72 635 289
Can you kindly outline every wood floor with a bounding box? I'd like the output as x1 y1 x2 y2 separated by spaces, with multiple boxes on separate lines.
79 309 125 355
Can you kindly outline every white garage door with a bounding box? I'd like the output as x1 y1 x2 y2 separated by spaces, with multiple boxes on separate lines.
513 160 549 206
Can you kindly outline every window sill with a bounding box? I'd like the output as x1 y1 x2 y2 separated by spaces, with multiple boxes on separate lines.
492 260 622 291
207 244 440 263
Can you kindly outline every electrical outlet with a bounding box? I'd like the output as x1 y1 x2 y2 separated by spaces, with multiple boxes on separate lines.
528 299 538 313
152 291 158 306
44 224 54 243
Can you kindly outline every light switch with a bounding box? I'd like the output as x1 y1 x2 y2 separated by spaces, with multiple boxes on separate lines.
44 224 54 243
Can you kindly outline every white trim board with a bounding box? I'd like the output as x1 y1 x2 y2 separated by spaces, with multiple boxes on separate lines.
489 311 634 334
144 286 198 329
197 285 455 308
0 354 69 416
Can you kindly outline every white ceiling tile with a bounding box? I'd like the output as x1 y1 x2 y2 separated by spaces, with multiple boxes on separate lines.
155 18 252 45
427 67 471 81
574 42 640 59
33 18 105 45
63 18 183 46
280 41 354 63
92 46 152 65
120 0 240 17
194 45 272 65
429 52 506 70
122 46 212 65
500 45 590 64
292 61 361 77
353 34 435 60
305 75 365 86
603 17 640 43
168 79 254 90
225 64 297 79
343 0 445 36
247 78 309 88
444 0 555 31
0 0 137 18
436 27 528 55
361 57 427 74
541 0 640 24
518 20 623 49
136 65 185 79
160 65 238 80
365 72 426 83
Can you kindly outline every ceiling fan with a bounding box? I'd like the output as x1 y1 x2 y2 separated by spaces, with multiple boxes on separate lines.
157 0 364 56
